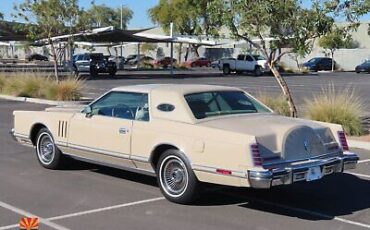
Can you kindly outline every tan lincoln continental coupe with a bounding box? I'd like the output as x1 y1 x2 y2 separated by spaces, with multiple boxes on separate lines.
11 84 359 204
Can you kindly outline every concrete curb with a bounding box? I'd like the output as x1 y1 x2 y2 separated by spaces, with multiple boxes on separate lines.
349 140 370 151
0 94 91 106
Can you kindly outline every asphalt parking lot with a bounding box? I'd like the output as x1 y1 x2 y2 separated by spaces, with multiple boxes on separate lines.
82 70 370 115
1 95 370 229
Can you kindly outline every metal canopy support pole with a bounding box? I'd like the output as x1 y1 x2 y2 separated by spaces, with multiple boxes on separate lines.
120 3 123 59
170 22 174 75
170 42 174 75
137 42 140 69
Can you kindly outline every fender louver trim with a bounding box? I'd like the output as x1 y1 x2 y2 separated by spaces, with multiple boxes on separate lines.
58 121 68 138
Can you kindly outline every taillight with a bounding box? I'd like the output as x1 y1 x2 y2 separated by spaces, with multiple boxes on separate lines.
338 131 349 151
251 143 263 166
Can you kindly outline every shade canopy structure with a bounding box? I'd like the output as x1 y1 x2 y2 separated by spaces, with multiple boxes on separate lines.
0 21 28 41
40 26 218 46
38 27 160 44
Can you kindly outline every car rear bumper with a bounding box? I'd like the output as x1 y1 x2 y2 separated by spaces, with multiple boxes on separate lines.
248 152 359 189
10 129 33 146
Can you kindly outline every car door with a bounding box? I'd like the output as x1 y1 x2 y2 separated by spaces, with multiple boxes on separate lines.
75 54 90 72
245 55 255 71
320 58 331 70
67 91 148 168
236 55 247 70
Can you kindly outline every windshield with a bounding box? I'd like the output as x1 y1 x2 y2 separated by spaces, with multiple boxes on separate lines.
308 58 321 63
185 91 271 119
89 54 104 60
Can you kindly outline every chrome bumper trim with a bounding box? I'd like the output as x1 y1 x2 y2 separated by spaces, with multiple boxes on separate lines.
10 129 33 146
10 129 17 142
248 153 359 189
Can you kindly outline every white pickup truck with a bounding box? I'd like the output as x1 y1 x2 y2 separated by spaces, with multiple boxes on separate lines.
219 54 269 76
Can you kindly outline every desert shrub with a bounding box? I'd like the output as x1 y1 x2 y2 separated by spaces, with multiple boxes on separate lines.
2 76 24 96
174 63 189 70
19 76 46 98
256 92 290 116
140 62 154 69
0 75 6 92
304 84 364 136
0 73 84 101
45 77 84 101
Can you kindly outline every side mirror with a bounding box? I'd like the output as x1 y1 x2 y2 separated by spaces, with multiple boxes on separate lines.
84 105 93 118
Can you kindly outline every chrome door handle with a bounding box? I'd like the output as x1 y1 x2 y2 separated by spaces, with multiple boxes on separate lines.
119 128 128 134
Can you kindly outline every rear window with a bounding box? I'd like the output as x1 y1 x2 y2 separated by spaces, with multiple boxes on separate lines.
185 91 271 119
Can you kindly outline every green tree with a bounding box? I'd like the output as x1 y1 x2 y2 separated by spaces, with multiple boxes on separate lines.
324 0 370 22
14 0 87 82
319 27 353 71
140 43 157 55
84 3 133 29
324 0 370 35
149 0 222 60
207 0 333 117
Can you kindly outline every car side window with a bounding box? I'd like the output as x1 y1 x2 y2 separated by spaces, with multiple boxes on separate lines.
237 55 245 61
246 55 254 62
322 59 330 64
89 92 150 121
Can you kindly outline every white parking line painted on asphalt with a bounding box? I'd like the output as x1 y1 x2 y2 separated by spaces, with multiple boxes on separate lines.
47 197 165 221
0 201 70 230
220 192 370 229
0 197 165 230
347 172 370 179
358 159 370 164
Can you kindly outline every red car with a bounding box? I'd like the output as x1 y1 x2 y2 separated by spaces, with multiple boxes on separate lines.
152 57 177 68
185 57 211 67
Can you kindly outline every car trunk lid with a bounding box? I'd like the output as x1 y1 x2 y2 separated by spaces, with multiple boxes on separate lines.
198 114 340 164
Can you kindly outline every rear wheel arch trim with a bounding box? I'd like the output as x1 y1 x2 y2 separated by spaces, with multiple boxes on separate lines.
149 143 192 170
30 123 48 145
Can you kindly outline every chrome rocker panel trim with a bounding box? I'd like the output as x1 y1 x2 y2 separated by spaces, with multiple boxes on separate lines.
248 152 359 189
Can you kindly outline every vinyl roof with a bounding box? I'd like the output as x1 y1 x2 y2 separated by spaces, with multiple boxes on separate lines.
112 84 239 94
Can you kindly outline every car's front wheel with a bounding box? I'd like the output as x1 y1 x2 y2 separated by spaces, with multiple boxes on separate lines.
36 128 64 169
254 66 262 76
157 150 200 204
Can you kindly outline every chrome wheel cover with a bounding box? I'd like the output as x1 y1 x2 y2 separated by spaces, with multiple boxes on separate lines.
36 132 55 165
159 155 189 197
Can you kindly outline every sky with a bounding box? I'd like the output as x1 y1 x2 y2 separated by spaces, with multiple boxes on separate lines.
2 0 369 28
2 0 159 28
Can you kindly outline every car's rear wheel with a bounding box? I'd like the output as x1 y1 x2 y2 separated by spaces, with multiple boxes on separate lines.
157 150 200 204
90 68 98 77
36 128 64 169
223 65 231 75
